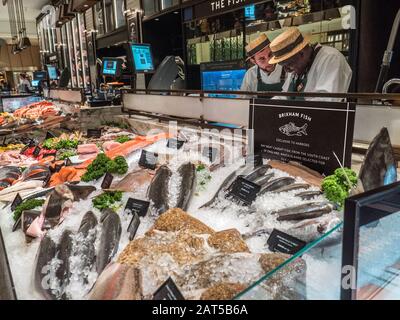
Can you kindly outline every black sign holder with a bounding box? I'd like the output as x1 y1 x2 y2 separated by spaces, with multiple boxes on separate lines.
249 99 356 176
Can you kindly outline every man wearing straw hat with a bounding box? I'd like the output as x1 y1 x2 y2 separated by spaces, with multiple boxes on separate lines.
240 33 285 92
269 27 352 101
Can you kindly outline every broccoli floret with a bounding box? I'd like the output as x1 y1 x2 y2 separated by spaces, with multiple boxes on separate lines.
322 167 358 209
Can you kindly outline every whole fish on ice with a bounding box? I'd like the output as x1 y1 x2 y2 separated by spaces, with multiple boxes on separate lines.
279 122 308 137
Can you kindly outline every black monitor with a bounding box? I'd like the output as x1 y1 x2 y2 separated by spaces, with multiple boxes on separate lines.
33 71 47 80
129 43 155 73
101 58 122 77
47 65 58 80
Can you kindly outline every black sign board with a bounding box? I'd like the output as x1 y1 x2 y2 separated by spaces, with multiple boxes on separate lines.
153 277 185 300
167 138 185 150
139 150 158 170
202 146 218 163
87 128 102 138
33 146 41 157
11 193 23 211
250 99 356 176
228 177 261 205
267 229 307 255
127 212 140 241
194 0 265 20
101 173 114 189
45 131 56 140
125 198 150 217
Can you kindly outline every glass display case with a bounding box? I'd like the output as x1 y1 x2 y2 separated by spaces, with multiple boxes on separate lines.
235 181 400 300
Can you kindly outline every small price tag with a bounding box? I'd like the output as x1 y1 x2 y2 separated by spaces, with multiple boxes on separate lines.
167 139 185 150
127 211 140 241
33 146 41 157
101 173 114 189
228 177 261 206
202 147 218 163
87 128 102 138
45 131 55 140
152 277 185 300
64 158 73 166
125 198 150 217
267 229 307 255
139 150 158 170
11 193 23 211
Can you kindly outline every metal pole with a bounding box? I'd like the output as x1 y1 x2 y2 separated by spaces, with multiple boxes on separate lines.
375 8 400 92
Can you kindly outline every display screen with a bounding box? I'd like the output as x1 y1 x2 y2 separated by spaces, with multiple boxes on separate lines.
47 66 58 80
31 80 40 87
102 59 118 75
130 44 154 72
245 5 256 21
201 69 246 98
33 71 47 80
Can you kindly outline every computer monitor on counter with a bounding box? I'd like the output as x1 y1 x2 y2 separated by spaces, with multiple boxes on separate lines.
129 43 155 73
47 65 58 80
102 58 122 77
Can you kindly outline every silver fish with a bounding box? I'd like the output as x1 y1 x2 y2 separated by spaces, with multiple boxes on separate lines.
279 122 308 137
253 173 274 186
65 184 96 201
272 183 310 194
199 165 245 209
275 202 333 221
244 164 271 182
97 209 122 274
295 190 323 200
258 177 296 196
176 162 196 211
147 165 172 216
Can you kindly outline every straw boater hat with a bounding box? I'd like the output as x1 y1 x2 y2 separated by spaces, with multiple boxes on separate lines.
245 33 271 61
269 27 311 64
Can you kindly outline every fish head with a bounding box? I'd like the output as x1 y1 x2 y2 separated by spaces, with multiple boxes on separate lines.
54 184 75 201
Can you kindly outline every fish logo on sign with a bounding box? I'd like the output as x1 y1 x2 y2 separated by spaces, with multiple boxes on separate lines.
279 122 308 137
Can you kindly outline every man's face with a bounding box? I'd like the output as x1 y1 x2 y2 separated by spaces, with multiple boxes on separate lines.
278 50 308 75
251 46 275 73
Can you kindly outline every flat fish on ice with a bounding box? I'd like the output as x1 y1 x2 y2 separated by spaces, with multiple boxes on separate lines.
88 262 142 300
96 209 122 274
34 235 58 300
176 162 196 211
147 165 172 216
110 169 153 192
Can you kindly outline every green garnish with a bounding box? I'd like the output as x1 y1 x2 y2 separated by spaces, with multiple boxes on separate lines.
42 138 79 150
13 199 45 222
115 136 131 144
92 191 123 211
322 168 358 208
58 150 77 160
81 154 128 182
196 164 206 172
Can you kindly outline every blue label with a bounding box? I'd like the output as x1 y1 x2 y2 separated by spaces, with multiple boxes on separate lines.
384 165 397 185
